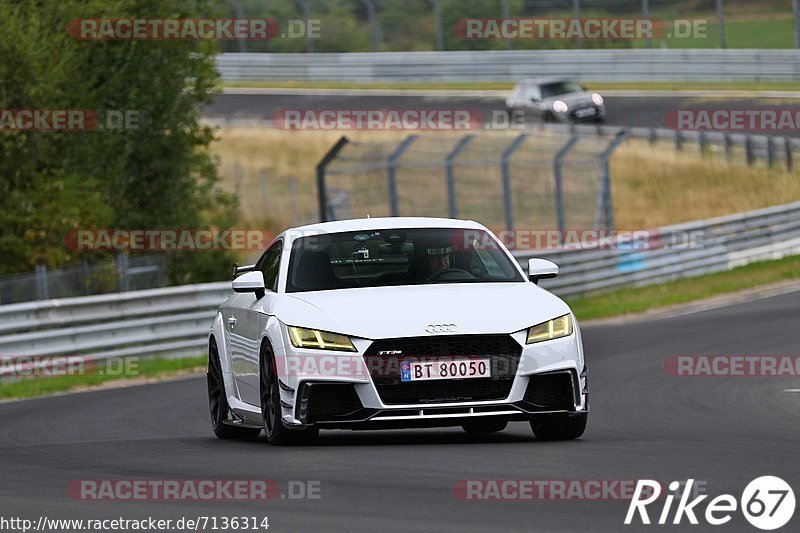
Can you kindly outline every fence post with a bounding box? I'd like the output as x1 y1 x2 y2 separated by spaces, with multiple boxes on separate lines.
501 134 528 233
553 136 580 233
116 254 129 292
315 136 349 222
698 131 706 154
767 136 775 168
444 135 474 218
430 0 444 50
34 264 48 300
387 135 418 217
675 130 683 151
295 0 314 53
786 137 793 171
648 128 657 145
597 131 628 231
745 135 755 165
81 259 91 295
724 133 732 161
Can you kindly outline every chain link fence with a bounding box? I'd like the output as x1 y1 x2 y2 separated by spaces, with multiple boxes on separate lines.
0 255 167 305
317 129 626 232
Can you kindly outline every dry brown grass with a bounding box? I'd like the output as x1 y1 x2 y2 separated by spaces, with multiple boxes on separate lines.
610 139 800 228
211 127 800 231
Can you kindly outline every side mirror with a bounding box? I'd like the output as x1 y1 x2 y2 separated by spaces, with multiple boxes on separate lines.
232 263 255 279
527 258 558 285
233 270 266 299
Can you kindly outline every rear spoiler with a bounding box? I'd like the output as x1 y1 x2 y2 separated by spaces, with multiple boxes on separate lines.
232 263 255 278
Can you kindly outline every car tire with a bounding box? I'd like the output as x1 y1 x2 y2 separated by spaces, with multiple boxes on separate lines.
462 418 508 434
260 343 319 446
530 413 587 441
208 340 262 440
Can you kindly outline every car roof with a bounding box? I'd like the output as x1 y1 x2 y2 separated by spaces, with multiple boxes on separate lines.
280 216 487 240
516 76 575 87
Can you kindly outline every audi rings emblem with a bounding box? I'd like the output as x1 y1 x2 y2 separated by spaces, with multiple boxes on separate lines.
425 323 458 333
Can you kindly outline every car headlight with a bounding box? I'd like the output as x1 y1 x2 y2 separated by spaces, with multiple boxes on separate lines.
526 314 573 344
591 93 604 105
288 326 357 352
552 100 568 113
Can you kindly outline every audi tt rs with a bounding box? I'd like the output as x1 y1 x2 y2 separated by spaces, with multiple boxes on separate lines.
207 217 588 445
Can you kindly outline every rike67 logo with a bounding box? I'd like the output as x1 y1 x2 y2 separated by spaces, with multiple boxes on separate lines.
625 477 795 530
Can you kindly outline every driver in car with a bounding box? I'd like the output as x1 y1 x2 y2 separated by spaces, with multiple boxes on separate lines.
424 243 454 279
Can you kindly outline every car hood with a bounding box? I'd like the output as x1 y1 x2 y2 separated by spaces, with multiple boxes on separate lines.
274 283 571 339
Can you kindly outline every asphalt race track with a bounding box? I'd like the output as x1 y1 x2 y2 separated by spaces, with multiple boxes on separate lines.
206 91 800 135
1 289 798 532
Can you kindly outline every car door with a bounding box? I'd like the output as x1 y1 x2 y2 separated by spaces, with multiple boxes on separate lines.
234 240 283 406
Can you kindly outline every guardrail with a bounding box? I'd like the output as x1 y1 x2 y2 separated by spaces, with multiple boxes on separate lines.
1 201 799 369
524 200 800 296
216 49 800 83
0 283 229 374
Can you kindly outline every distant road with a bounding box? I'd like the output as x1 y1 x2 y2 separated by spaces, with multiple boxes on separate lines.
206 89 800 135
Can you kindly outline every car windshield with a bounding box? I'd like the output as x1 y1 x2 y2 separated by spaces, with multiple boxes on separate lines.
286 227 524 292
539 81 583 98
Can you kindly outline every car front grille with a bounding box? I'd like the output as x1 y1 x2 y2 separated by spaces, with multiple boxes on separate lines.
363 335 522 405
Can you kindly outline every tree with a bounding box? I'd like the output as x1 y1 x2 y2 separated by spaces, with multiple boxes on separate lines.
0 0 236 282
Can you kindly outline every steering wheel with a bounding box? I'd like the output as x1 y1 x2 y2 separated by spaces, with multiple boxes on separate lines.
430 268 478 282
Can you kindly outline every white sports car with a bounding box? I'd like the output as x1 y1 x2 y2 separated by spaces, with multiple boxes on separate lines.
207 217 588 445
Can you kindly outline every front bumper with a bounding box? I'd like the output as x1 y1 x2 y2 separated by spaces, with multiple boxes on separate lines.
274 330 588 430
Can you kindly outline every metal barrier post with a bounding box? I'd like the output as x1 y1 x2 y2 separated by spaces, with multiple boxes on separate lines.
445 134 474 218
786 137 793 171
387 135 418 217
767 136 775 167
597 131 628 231
315 136 349 222
553 136 580 233
745 135 755 165
724 133 732 161
34 264 48 300
116 254 129 292
500 134 528 232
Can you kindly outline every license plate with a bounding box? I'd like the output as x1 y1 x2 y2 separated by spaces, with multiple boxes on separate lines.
400 358 491 382
574 107 597 118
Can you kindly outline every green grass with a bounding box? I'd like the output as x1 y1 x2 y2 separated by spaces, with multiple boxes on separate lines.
222 80 800 93
566 254 800 321
0 355 206 401
645 17 795 49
